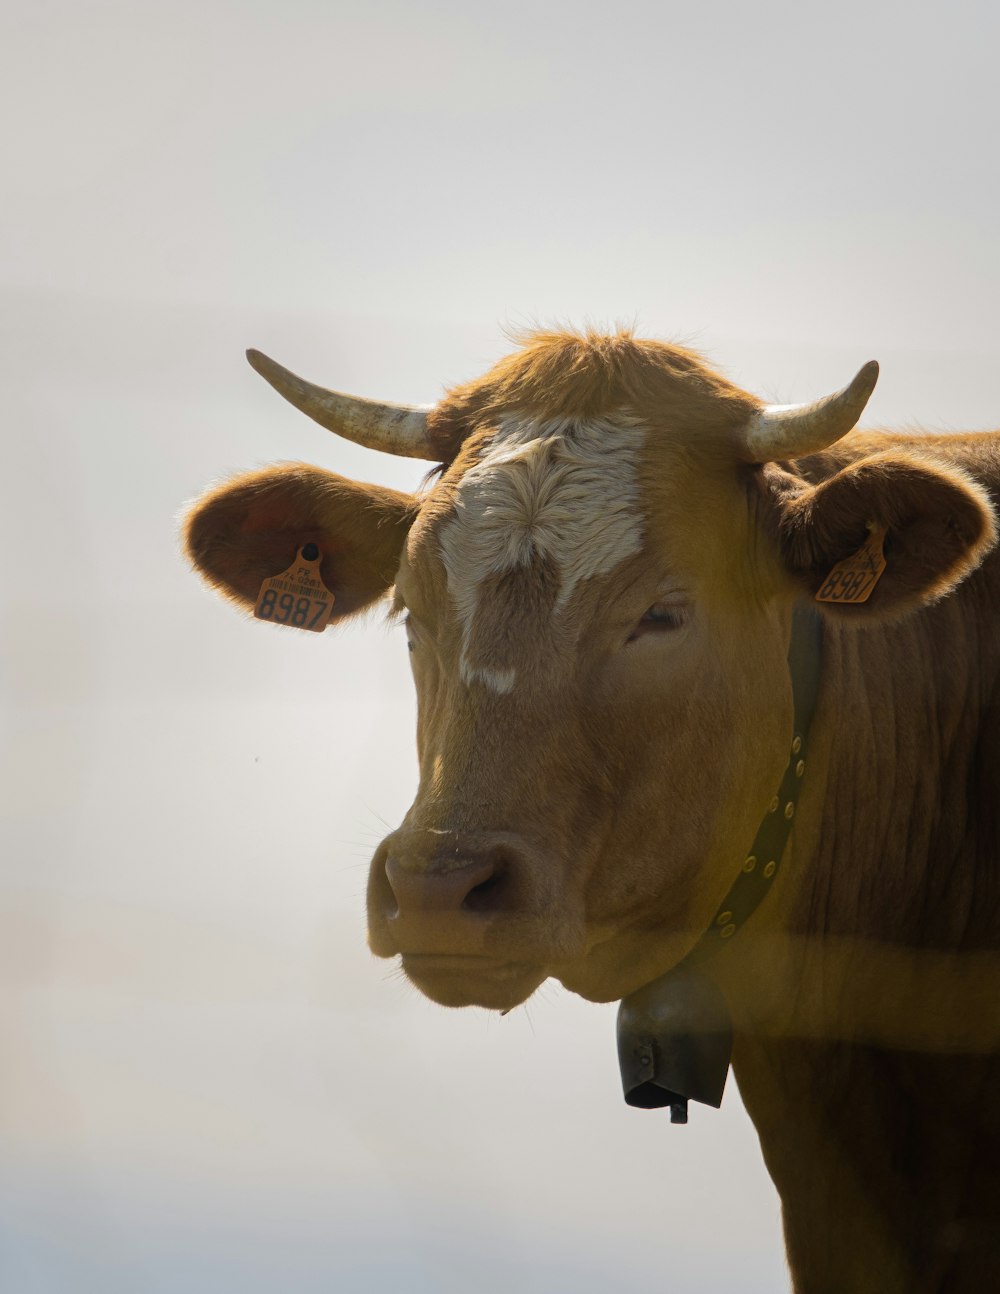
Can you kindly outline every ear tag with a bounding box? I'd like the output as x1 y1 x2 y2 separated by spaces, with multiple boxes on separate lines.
815 523 887 605
254 543 335 632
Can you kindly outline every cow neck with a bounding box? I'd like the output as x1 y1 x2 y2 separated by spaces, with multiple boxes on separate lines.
616 604 823 1122
685 601 823 966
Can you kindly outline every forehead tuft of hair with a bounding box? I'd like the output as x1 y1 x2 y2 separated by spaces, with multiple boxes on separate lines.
427 327 760 459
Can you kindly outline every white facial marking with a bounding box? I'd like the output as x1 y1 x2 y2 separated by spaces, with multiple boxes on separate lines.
439 413 646 691
459 661 517 693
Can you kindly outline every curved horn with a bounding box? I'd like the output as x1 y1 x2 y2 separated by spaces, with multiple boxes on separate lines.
246 349 438 460
744 360 879 462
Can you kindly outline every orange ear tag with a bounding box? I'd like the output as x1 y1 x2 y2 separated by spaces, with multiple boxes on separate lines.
254 544 335 632
815 523 887 605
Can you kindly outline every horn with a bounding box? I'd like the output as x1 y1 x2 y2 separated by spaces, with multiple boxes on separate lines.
744 360 879 462
246 349 438 460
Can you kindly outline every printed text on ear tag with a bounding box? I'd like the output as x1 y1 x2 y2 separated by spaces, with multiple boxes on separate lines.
815 524 887 605
254 544 335 631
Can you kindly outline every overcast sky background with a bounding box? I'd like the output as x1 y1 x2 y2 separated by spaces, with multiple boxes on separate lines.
3 1 999 1291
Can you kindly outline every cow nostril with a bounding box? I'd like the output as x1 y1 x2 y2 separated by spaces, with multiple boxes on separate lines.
462 867 508 914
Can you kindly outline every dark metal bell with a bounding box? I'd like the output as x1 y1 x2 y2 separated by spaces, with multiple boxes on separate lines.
617 966 733 1123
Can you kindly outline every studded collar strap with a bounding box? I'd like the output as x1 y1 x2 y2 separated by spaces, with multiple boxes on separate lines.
616 606 823 1120
684 603 823 967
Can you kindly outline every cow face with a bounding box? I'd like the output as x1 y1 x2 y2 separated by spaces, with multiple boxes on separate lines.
186 331 996 1011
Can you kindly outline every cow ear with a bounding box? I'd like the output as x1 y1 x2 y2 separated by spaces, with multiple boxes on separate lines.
771 451 997 621
184 463 419 623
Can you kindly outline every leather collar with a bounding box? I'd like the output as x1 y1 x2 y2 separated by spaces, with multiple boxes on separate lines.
617 604 823 1121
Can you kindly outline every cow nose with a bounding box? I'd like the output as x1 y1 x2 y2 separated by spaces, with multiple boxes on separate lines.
367 831 522 956
384 852 499 916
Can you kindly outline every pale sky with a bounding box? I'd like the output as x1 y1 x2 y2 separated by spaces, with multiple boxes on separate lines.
3 0 999 1290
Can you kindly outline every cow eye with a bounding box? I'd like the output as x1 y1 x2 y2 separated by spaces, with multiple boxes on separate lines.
626 603 688 643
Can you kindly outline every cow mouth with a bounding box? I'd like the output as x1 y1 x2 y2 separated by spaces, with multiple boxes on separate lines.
400 953 546 1010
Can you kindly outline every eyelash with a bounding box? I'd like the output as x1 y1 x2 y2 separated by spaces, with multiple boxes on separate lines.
626 604 688 643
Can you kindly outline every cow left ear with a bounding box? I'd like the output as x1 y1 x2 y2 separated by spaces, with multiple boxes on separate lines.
770 451 998 620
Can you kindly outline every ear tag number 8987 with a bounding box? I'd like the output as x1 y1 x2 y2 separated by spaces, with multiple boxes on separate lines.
253 544 335 633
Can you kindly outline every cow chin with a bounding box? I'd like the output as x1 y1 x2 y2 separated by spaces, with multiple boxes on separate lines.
400 955 547 1010
551 927 701 1005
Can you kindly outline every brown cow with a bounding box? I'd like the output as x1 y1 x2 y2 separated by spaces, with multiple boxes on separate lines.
186 329 1000 1293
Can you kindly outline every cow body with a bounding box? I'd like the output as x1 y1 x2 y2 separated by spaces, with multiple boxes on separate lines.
186 332 1000 1292
722 445 1000 1289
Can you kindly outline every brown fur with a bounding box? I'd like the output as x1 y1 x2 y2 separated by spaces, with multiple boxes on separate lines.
428 327 760 458
184 330 1000 1294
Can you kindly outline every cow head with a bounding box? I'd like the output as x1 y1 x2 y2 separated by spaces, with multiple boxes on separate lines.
185 331 996 1011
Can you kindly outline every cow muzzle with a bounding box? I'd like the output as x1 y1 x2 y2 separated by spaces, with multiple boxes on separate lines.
366 827 559 1008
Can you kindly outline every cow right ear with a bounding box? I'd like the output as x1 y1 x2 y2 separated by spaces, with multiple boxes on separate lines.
183 463 419 623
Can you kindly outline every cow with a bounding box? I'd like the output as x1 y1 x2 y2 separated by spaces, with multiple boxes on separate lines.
185 329 1000 1293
